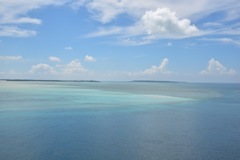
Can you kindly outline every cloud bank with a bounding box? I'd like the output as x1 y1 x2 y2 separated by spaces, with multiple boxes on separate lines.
28 59 92 79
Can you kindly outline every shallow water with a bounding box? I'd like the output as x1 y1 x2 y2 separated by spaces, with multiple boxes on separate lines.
0 81 240 160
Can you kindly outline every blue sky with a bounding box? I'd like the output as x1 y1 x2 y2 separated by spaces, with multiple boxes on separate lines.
0 0 239 82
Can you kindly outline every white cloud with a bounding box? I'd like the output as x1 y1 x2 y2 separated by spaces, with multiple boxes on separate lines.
0 0 66 24
27 59 92 78
70 0 87 11
86 8 202 44
140 8 200 39
84 55 96 62
0 0 239 39
218 28 240 36
64 46 73 50
62 59 88 75
201 38 240 46
0 0 67 37
84 0 240 23
203 22 222 27
0 55 22 60
85 27 122 38
29 63 56 74
143 58 171 75
81 0 239 45
87 0 125 23
0 26 37 37
200 58 237 76
49 56 61 62
85 0 181 23
1 17 42 25
119 37 152 46
218 38 240 46
98 58 173 80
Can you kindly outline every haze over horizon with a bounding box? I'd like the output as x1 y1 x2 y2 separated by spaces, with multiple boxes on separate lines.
0 0 239 83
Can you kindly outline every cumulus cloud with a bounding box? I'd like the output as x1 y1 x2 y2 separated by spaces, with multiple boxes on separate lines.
49 56 61 62
29 63 56 74
200 58 237 76
0 55 22 60
101 58 173 80
84 55 96 62
62 59 88 75
28 59 91 78
143 58 171 75
140 8 200 38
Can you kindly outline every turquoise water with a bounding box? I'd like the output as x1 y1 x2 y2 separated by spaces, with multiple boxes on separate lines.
0 81 240 160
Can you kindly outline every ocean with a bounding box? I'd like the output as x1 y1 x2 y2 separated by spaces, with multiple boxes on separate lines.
0 81 240 160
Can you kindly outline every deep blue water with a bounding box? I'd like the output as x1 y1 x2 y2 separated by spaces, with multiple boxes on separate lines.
0 81 240 160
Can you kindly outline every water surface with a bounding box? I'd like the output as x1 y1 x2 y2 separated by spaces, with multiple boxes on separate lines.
0 81 240 160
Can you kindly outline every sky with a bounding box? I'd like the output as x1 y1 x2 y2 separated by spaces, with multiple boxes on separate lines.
0 0 239 82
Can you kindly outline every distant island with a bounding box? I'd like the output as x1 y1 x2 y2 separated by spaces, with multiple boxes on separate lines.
0 79 187 83
1 79 100 82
